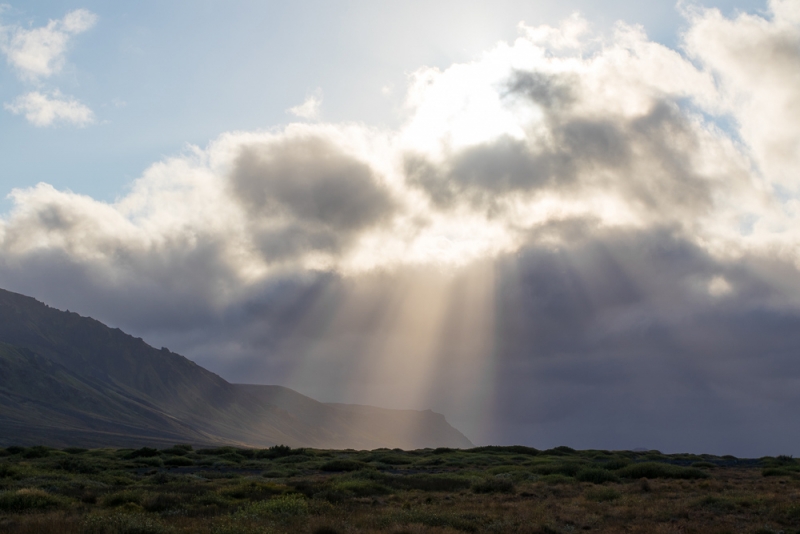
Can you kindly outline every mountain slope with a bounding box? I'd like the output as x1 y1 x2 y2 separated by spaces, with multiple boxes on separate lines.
0 288 472 449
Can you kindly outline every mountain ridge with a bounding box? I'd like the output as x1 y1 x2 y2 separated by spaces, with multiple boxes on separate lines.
0 287 472 449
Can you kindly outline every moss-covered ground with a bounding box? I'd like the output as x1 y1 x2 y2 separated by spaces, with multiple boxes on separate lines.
0 444 798 533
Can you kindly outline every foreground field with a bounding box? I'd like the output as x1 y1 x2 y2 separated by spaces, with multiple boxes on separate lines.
0 444 799 534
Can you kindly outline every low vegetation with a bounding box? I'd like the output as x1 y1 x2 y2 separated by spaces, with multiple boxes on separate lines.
0 444 798 533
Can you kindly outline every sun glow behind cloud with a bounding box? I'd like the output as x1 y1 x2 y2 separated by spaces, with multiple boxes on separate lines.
0 1 799 450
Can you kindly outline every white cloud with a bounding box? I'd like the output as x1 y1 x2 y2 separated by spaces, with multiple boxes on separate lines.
5 90 95 127
287 91 322 120
683 1 800 191
707 275 733 297
0 8 97 81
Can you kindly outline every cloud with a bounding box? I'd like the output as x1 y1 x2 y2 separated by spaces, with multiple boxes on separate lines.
4 90 94 126
0 3 799 455
287 91 322 120
0 8 96 81
683 0 800 192
230 133 397 262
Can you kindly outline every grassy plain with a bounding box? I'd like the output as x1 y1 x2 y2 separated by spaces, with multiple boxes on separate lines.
0 444 799 533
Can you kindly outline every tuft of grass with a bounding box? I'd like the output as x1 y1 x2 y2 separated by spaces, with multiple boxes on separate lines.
576 467 619 484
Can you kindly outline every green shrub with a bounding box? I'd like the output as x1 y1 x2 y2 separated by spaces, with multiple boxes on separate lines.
22 445 51 459
333 479 392 497
691 461 717 469
617 462 708 480
576 468 619 484
0 464 18 478
161 445 192 456
603 458 631 470
255 445 307 459
275 454 312 464
762 468 796 477
532 462 584 477
472 478 515 494
5 446 24 455
102 490 145 507
142 492 184 512
57 456 101 474
319 459 364 472
164 456 194 467
0 488 64 511
133 457 163 467
543 446 576 456
366 453 413 465
540 474 576 485
221 480 287 500
467 445 539 456
63 447 89 454
197 447 239 456
126 447 160 459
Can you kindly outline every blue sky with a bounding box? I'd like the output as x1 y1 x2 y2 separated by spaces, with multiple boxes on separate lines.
0 0 759 210
3 0 800 456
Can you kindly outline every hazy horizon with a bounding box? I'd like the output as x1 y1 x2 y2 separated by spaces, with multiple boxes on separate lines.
1 0 799 458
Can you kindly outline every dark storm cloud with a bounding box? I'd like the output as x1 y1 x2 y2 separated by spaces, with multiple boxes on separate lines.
481 229 800 455
231 135 396 261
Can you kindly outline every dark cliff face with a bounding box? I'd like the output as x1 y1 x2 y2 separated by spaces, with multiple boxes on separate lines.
0 288 473 449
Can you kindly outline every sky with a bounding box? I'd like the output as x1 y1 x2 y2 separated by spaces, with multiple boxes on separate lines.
1 0 799 457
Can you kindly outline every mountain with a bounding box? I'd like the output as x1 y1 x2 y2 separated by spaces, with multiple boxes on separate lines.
0 288 472 449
